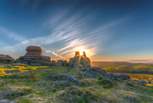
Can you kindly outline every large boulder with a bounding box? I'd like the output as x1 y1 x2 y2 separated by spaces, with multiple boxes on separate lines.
80 67 129 80
17 46 51 65
26 46 42 57
69 51 81 68
69 51 91 69
80 67 106 78
0 54 14 64
80 52 91 68
106 73 129 80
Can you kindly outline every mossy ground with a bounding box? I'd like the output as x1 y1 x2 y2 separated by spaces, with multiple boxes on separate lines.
0 66 153 103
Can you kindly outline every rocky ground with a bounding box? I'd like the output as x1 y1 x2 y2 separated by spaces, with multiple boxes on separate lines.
0 66 153 103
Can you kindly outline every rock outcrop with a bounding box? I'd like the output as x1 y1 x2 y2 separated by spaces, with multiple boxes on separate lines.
80 52 91 68
69 51 91 69
0 54 14 64
17 46 51 65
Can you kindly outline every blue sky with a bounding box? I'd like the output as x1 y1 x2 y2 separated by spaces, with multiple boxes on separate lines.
0 0 153 62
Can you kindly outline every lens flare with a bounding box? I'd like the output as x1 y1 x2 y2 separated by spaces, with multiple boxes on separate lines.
72 46 96 57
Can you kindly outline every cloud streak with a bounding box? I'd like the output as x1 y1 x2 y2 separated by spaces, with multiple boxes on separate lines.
0 26 26 42
0 10 129 59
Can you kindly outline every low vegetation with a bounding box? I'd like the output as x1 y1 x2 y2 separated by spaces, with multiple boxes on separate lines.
93 61 153 73
0 66 153 103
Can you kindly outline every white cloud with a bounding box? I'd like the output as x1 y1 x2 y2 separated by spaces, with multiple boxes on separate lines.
0 12 129 59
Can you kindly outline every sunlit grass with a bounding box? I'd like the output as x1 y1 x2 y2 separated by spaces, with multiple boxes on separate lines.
0 65 153 103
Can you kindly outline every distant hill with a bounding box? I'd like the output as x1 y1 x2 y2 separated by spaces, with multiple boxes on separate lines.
92 61 153 74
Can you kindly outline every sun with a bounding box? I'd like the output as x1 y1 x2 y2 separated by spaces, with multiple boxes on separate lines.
73 46 95 57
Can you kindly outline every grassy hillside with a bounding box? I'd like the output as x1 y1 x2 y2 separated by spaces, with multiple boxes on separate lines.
0 66 153 103
92 62 153 73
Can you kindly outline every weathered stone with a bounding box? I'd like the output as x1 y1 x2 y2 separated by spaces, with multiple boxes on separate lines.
17 46 51 65
80 67 106 78
69 51 81 68
137 80 148 86
0 55 14 64
106 73 129 80
26 46 42 57
80 52 91 68
69 51 91 69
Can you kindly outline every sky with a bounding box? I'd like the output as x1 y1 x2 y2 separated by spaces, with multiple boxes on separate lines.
0 0 153 62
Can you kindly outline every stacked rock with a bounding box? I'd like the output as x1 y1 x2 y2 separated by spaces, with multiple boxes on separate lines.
0 54 14 64
80 52 91 68
25 46 42 57
17 46 51 65
69 51 91 69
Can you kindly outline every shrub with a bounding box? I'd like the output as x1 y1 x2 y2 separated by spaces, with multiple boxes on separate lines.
17 98 32 103
54 86 99 103
0 88 32 100
97 76 113 88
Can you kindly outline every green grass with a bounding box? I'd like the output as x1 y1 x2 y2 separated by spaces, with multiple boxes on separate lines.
16 98 32 103
0 65 153 103
93 62 153 73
